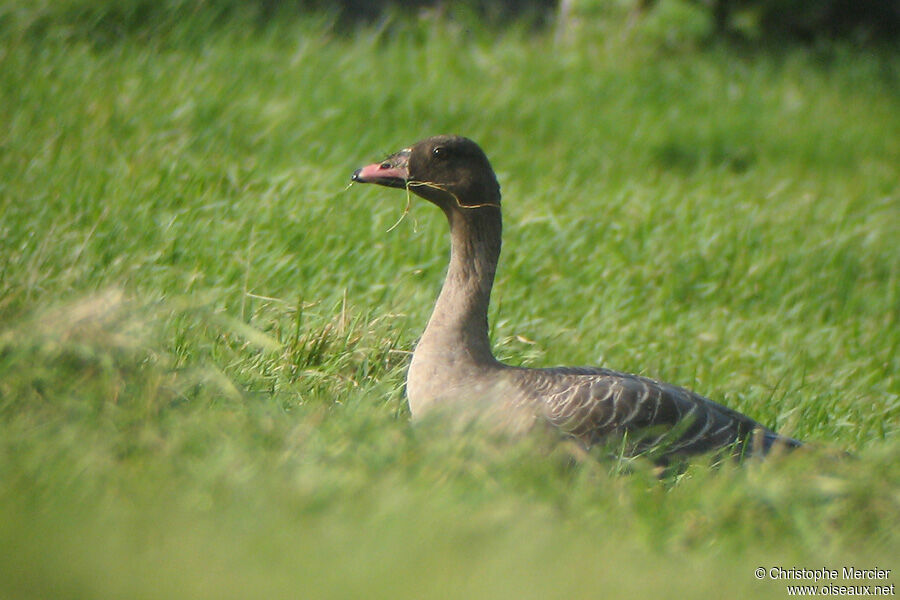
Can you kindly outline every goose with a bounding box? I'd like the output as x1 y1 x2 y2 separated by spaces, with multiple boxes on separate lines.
352 135 801 461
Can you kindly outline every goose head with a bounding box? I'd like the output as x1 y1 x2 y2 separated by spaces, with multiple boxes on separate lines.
352 135 501 211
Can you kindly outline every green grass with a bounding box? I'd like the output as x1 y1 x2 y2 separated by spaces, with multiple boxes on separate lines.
1 4 898 599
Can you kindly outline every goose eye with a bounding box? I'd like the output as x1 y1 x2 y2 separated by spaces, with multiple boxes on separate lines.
432 146 445 158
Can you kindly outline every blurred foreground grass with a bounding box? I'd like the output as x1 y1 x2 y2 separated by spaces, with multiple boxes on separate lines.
0 4 898 598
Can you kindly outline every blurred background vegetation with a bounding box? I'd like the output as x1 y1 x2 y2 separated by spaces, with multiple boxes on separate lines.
3 0 899 44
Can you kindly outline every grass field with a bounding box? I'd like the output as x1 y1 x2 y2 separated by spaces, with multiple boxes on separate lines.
1 3 898 598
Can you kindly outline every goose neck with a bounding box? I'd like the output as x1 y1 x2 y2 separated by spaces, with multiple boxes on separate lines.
420 207 502 365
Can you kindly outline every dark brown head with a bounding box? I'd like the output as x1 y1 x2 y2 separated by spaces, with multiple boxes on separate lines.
352 135 501 211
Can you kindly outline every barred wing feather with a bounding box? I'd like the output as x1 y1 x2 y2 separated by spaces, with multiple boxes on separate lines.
515 367 800 458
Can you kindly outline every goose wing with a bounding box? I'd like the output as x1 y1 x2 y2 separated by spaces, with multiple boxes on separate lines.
514 366 798 458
